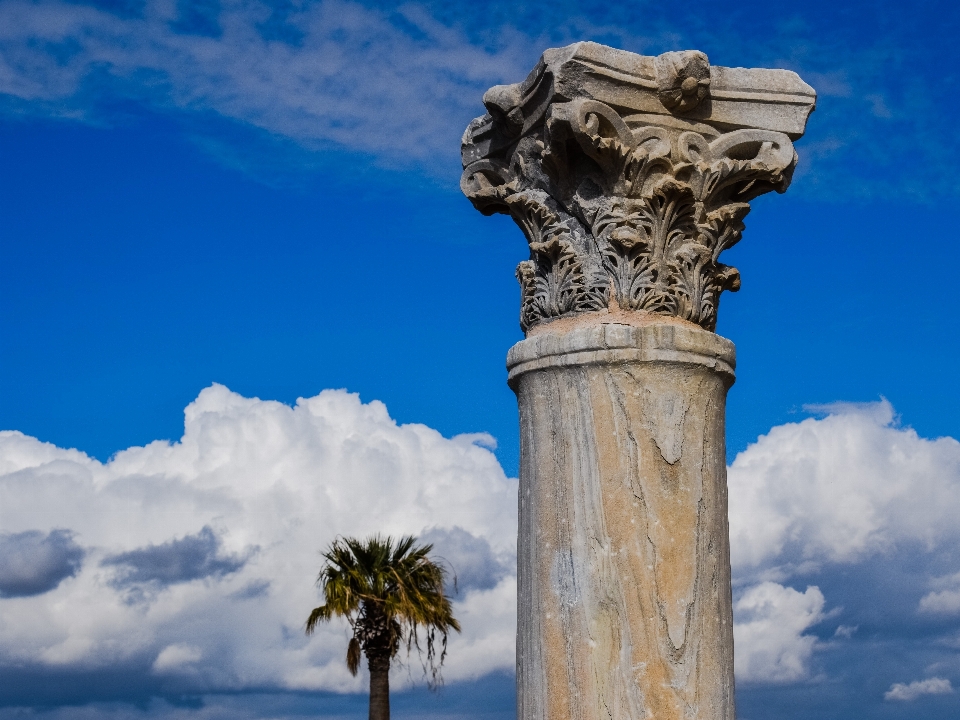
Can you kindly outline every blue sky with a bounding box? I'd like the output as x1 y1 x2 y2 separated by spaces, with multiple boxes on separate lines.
2 0 960 718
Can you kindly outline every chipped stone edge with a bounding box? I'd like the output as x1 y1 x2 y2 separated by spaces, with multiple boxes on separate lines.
506 323 736 389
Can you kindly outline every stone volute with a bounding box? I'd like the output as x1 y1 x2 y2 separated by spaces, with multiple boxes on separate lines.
461 42 815 720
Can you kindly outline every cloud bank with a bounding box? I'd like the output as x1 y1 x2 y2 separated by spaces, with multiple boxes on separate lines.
3 390 960 713
0 384 518 696
727 399 960 690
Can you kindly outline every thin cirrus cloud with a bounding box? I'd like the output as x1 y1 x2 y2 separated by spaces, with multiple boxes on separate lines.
0 0 532 171
0 0 956 198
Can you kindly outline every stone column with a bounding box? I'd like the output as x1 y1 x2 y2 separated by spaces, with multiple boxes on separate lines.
461 42 815 720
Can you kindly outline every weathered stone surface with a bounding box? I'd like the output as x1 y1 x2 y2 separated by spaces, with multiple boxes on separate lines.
462 42 814 720
461 42 815 334
508 323 736 720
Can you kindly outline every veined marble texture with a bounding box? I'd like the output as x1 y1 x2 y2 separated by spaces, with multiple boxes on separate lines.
510 323 736 720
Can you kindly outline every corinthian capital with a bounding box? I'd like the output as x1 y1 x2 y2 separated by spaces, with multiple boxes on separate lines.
461 42 816 333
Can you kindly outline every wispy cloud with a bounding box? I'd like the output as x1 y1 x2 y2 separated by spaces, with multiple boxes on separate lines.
884 677 954 702
0 0 533 172
1 0 956 197
151 642 203 674
919 571 960 616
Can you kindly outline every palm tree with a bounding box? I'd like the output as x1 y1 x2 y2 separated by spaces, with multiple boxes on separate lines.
305 535 460 720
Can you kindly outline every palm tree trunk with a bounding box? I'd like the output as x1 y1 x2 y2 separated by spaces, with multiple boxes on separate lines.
367 655 390 720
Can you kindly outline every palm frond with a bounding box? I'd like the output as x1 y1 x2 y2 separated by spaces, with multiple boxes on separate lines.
304 533 462 684
305 603 334 635
346 637 362 676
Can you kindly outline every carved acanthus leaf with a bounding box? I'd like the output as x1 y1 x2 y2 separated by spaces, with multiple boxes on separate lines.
461 43 814 333
504 191 607 332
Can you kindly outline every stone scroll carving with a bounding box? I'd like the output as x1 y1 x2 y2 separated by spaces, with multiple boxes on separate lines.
461 42 816 333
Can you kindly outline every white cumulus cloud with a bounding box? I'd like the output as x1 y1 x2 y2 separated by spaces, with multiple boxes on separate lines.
152 643 203 673
918 571 960 615
728 400 960 572
727 400 960 685
0 383 518 693
884 677 954 701
733 582 826 683
5 389 960 698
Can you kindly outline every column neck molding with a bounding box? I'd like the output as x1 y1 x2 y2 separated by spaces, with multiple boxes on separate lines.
506 322 736 390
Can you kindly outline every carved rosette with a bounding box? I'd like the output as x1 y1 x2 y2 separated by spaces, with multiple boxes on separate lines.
461 46 808 334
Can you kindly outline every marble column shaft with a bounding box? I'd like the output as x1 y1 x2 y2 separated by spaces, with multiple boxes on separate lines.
508 322 735 720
